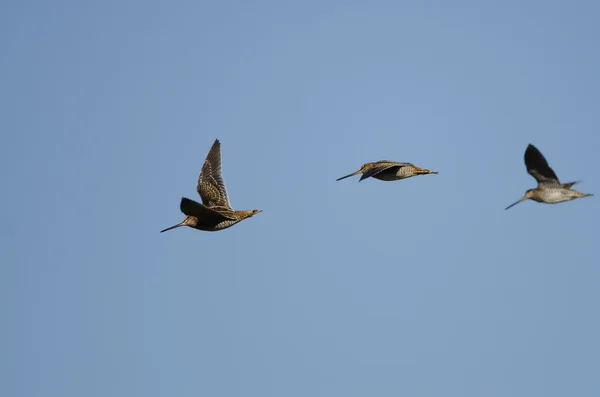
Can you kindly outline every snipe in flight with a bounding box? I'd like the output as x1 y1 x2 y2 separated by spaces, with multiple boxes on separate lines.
161 139 261 232
336 160 438 182
505 144 593 210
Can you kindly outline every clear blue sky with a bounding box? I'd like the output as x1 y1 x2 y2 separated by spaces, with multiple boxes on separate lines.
2 1 599 396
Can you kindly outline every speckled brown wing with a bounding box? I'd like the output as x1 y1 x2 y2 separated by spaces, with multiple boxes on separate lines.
524 144 560 186
197 139 232 209
359 161 409 181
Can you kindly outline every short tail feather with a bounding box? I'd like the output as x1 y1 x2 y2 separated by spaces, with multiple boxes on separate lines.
418 168 438 175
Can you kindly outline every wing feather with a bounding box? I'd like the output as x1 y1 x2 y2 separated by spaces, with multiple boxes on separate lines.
524 144 560 185
197 139 232 208
180 197 236 221
359 162 409 181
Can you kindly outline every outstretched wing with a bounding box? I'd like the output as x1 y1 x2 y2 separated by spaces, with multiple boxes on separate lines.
197 139 232 208
180 197 236 221
524 144 559 185
360 161 410 181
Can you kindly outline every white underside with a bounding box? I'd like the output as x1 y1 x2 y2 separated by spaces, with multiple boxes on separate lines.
535 190 575 204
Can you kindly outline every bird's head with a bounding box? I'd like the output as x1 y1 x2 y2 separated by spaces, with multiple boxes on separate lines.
359 163 373 172
505 190 535 210
183 216 198 227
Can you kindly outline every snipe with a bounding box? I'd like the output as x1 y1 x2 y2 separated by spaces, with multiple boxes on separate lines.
505 144 593 210
336 160 438 182
161 139 261 232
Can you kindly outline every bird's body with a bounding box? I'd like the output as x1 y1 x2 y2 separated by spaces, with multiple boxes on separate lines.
527 186 586 204
336 160 438 182
160 197 259 233
505 144 592 210
161 139 261 233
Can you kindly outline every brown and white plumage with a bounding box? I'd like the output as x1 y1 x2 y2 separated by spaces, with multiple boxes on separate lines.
161 139 261 233
160 198 260 233
505 144 593 210
197 139 232 209
336 160 438 182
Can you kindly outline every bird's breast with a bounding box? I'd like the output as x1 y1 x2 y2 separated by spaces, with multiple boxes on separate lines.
535 189 576 204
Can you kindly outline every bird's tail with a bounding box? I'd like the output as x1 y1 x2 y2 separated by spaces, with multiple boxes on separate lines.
417 167 438 175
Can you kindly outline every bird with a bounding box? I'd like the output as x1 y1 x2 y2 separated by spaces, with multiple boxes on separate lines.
161 139 261 233
336 160 438 182
505 144 593 210
160 198 261 233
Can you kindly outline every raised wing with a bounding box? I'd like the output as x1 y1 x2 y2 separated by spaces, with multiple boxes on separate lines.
197 139 232 208
360 161 409 181
180 197 236 221
524 144 559 185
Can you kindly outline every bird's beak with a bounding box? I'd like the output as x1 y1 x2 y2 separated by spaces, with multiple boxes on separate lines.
336 170 362 181
505 196 527 210
160 222 185 233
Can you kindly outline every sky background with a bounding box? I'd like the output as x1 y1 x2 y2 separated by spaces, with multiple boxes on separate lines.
1 1 599 396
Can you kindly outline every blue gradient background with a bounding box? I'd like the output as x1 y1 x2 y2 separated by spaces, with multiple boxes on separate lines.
2 1 599 396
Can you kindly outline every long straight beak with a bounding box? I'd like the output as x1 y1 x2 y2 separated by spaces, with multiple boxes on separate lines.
336 170 362 181
160 222 185 233
505 197 527 210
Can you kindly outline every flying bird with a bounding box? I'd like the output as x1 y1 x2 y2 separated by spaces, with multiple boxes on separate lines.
161 139 261 232
336 160 438 182
505 144 593 210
